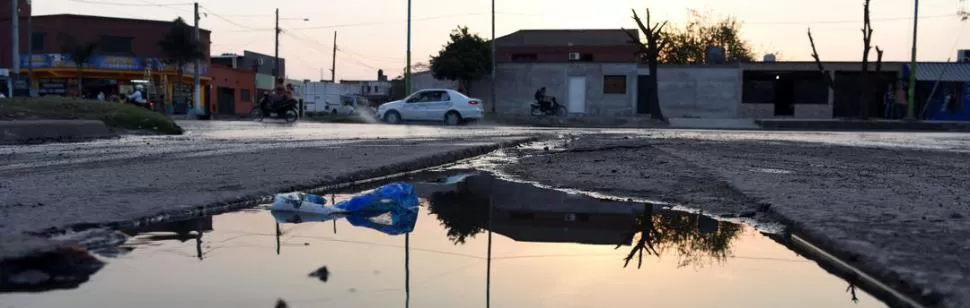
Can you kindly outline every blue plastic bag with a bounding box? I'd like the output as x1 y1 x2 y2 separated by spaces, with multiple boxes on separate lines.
333 182 419 214
346 210 418 235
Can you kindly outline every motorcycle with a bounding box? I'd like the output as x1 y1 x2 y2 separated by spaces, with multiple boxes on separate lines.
251 94 299 123
530 96 568 116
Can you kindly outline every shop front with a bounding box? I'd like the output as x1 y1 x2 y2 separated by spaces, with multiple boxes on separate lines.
21 53 211 115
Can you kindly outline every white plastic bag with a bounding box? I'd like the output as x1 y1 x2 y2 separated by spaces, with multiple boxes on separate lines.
271 192 346 216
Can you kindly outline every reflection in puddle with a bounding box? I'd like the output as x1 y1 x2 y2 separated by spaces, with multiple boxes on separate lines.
0 172 886 308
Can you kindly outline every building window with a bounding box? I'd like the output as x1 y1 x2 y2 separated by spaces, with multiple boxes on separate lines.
569 53 594 62
603 75 627 94
99 36 133 54
742 71 776 104
511 53 537 62
241 89 252 102
792 72 830 104
31 32 45 52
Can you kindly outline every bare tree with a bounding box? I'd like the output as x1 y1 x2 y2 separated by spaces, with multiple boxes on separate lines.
807 0 884 119
624 9 668 122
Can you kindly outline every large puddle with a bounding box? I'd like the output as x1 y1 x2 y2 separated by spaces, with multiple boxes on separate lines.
0 171 885 307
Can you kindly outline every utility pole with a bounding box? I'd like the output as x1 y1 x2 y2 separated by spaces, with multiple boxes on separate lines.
490 0 496 113
10 0 20 98
274 8 280 83
26 0 33 97
193 2 202 116
906 0 919 120
405 0 412 95
330 31 337 82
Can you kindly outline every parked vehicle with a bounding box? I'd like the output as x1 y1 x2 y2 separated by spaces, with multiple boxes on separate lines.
251 94 299 123
531 96 568 116
324 95 371 115
377 89 484 126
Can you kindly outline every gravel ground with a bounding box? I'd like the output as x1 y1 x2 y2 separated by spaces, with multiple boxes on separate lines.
499 133 970 308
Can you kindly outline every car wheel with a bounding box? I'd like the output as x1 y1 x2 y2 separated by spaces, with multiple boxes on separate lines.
384 111 402 124
444 111 462 126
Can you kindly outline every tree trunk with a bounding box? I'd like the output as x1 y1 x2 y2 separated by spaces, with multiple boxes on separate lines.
647 56 665 121
859 0 873 120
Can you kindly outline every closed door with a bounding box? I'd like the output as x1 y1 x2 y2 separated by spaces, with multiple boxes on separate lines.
402 91 428 120
424 90 453 120
568 76 587 114
217 87 235 115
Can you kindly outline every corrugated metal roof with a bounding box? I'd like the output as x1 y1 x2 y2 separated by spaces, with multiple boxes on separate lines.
914 63 970 81
495 29 639 47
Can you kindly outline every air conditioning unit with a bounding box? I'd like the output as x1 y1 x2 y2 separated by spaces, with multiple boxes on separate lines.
568 52 581 61
958 50 970 63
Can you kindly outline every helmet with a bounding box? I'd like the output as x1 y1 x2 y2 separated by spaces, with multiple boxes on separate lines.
135 84 145 90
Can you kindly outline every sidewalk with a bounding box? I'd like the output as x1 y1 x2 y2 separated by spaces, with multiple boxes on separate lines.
757 118 970 131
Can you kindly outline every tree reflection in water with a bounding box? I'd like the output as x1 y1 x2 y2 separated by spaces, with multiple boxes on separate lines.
622 204 743 269
426 191 491 245
428 188 742 268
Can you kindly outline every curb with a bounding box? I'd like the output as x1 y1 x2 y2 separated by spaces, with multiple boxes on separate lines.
1 136 540 261
0 120 118 145
767 206 945 308
756 119 970 132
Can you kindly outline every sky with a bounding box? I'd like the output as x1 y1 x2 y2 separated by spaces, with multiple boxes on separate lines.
37 0 970 81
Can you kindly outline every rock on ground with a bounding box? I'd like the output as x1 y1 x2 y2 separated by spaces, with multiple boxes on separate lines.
499 134 970 308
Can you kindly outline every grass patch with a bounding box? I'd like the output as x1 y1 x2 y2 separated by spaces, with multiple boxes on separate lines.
0 97 183 134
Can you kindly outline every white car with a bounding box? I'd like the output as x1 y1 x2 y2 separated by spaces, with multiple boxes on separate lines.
377 89 484 125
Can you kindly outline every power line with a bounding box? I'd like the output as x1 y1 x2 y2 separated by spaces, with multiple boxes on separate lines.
746 13 958 25
64 0 193 6
282 31 382 71
222 12 489 32
198 5 265 31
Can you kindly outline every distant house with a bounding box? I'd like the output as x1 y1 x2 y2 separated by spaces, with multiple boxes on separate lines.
340 69 392 104
488 29 643 116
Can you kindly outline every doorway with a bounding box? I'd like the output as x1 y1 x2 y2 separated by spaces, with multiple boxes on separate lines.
773 74 795 116
217 87 236 115
636 75 651 114
567 76 587 114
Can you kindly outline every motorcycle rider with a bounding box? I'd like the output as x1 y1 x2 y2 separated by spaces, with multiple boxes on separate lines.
534 87 552 113
127 85 149 109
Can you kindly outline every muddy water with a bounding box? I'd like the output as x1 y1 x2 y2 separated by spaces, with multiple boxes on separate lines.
0 172 884 308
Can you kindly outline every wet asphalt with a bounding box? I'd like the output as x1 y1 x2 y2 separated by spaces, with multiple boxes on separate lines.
3 120 970 305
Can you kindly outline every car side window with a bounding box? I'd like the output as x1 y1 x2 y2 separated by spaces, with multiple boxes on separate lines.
439 91 451 101
406 92 425 103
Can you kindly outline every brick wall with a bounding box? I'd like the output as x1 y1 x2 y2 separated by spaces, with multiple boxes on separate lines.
209 65 256 115
1 14 211 69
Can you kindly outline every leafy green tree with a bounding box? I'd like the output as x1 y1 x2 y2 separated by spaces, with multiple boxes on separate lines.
429 26 491 94
61 39 99 93
158 17 204 98
659 10 755 64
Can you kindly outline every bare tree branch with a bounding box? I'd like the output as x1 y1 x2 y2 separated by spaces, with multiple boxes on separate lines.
875 46 884 73
807 28 835 89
